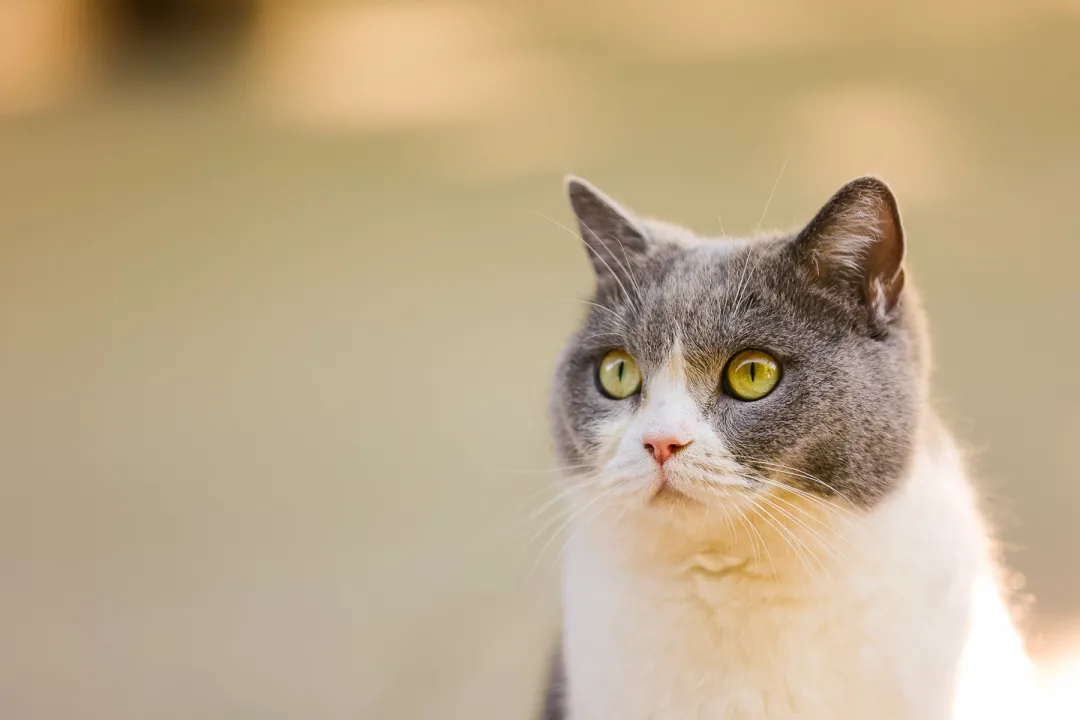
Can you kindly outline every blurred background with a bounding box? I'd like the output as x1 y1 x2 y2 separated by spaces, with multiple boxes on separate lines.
2 1 1079 718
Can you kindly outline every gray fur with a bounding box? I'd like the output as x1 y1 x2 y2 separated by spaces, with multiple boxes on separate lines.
549 176 927 508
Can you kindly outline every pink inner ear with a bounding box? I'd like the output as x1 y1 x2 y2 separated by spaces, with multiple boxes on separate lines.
864 198 904 280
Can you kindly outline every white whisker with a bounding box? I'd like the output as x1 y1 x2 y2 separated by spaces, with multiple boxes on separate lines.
751 477 862 533
528 485 620 576
737 504 774 574
535 211 641 313
576 300 632 331
726 157 792 317
605 231 646 311
580 331 625 345
755 157 789 234
750 499 821 584
733 456 862 524
757 494 844 575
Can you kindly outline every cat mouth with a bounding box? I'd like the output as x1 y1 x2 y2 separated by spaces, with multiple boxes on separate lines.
649 474 696 504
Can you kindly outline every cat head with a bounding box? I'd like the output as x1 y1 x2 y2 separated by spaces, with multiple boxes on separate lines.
550 176 928 517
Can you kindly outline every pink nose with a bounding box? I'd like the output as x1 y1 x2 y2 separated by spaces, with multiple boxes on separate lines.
643 434 692 465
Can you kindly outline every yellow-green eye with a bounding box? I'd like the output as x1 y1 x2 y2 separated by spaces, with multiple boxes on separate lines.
725 349 781 401
597 350 642 399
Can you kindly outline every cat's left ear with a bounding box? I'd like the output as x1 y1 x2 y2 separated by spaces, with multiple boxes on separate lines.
565 176 650 281
796 177 906 329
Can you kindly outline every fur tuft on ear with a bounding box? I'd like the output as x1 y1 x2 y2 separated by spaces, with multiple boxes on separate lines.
565 176 650 281
797 176 906 330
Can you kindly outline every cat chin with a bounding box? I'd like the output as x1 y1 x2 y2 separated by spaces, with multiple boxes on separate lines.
644 467 749 499
647 482 700 506
605 475 755 517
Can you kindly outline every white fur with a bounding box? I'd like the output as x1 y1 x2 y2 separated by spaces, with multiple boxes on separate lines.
560 347 1035 719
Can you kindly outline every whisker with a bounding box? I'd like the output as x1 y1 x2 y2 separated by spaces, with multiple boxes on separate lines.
733 456 862 521
605 231 646 311
514 500 573 559
753 460 849 498
737 504 774 574
527 486 619 576
511 475 609 558
731 233 789 317
753 480 858 540
755 157 789 235
576 300 632 331
725 159 790 317
547 484 627 569
737 457 826 485
579 331 625 345
699 484 760 563
750 499 821 583
509 485 583 532
559 489 634 568
534 210 640 313
714 496 738 547
495 468 602 524
727 245 756 317
582 228 641 312
492 463 594 475
750 476 861 531
757 494 845 573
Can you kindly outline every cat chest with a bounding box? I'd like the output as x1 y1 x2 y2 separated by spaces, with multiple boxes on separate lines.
563 571 961 719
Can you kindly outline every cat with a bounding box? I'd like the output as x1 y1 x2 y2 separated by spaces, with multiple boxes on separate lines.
542 176 1037 719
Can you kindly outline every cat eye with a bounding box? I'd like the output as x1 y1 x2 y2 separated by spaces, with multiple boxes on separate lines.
724 349 781 401
597 350 642 399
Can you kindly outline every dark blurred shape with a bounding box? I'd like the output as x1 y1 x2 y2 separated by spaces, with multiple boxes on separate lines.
99 0 257 73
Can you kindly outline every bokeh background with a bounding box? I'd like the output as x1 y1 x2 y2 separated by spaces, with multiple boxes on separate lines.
2 1 1079 718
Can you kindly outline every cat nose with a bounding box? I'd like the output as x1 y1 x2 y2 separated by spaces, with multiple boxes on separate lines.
642 434 692 465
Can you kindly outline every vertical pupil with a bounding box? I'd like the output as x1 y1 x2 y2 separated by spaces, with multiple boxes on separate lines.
617 360 624 382
749 362 756 382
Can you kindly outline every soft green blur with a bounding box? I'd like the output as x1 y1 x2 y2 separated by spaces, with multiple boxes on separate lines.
2 1 1079 718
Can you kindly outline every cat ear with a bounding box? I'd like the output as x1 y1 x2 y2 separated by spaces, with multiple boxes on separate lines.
796 176 906 328
565 176 650 279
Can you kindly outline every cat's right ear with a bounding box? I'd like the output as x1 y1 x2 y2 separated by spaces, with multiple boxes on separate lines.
565 176 650 280
795 177 906 333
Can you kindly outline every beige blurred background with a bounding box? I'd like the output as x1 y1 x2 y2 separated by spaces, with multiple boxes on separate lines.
2 1 1080 718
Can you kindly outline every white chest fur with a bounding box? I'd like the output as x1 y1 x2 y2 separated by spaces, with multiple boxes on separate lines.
560 441 1035 719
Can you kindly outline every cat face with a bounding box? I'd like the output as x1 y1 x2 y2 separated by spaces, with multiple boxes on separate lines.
550 177 927 511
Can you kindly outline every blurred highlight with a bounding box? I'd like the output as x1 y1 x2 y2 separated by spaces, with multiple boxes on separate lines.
1040 639 1080 719
2 1 1080 718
